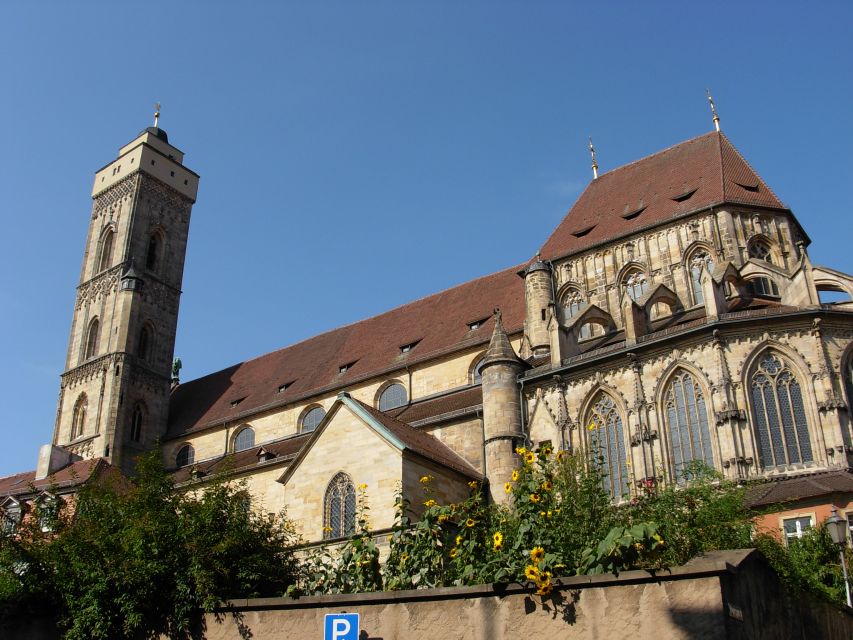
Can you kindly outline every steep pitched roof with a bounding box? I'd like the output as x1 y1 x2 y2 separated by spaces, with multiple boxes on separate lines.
387 386 483 424
0 458 111 498
167 266 525 438
539 132 787 261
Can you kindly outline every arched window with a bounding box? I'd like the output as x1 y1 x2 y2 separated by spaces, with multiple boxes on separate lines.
562 290 592 339
584 393 629 498
750 352 813 468
301 407 326 433
624 271 649 301
130 404 144 442
378 383 407 411
324 472 356 539
146 233 161 271
71 394 87 440
663 370 714 480
97 228 115 272
842 356 853 448
472 357 486 384
84 318 100 360
176 444 194 468
233 427 255 452
748 239 773 264
138 325 151 361
748 277 780 298
689 251 714 306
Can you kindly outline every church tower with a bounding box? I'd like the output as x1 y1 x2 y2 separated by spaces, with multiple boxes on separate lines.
50 116 199 474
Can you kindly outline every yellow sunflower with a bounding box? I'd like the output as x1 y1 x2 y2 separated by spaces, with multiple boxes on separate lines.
515 446 527 456
455 534 463 546
524 452 536 465
542 446 553 456
493 531 504 551
438 514 450 523
586 422 597 431
504 482 513 494
530 547 545 563
423 499 437 508
524 565 540 581
468 480 479 489
419 475 432 484
450 547 458 559
542 480 553 491
556 451 565 462
465 518 476 528
511 469 520 482
530 492 541 503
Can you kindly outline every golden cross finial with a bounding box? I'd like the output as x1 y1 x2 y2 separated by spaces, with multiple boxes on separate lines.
588 137 599 180
153 102 161 128
706 89 720 132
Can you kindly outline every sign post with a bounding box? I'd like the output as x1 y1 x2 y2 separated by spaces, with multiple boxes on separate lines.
324 612 359 640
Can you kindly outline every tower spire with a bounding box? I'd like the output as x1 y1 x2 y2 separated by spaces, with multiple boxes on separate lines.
153 102 161 128
589 137 599 180
706 89 720 132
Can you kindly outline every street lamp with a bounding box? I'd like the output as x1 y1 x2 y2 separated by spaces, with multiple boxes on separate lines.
826 506 852 608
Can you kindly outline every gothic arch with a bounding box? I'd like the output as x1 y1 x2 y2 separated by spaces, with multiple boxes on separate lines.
231 424 256 452
838 342 853 447
468 351 487 384
654 363 718 480
71 393 88 440
84 317 100 360
129 401 146 443
137 320 156 362
145 227 167 272
579 387 630 498
615 260 649 289
555 280 587 304
741 345 820 470
683 242 715 306
96 224 116 273
745 233 778 265
324 471 356 539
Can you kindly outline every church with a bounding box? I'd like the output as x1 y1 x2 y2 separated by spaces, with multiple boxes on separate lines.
3 106 853 546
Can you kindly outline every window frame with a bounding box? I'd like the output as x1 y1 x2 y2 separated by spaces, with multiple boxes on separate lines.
583 392 630 499
176 444 195 468
661 369 715 481
378 382 407 411
780 513 815 546
301 406 326 433
232 426 256 453
323 472 356 540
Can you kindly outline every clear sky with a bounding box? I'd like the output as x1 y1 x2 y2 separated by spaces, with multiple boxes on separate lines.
0 2 850 477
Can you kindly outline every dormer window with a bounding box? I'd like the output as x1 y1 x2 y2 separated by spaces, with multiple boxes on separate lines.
277 381 294 394
622 207 646 221
571 225 596 238
257 447 277 463
400 340 421 354
230 397 246 408
467 317 489 331
339 361 357 374
672 188 698 203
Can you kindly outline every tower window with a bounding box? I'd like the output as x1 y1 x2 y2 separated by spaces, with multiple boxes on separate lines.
71 394 88 440
97 229 115 273
130 404 144 442
84 318 100 360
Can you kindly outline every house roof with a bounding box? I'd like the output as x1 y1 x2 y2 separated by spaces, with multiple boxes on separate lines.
746 469 853 509
0 458 110 498
167 266 525 438
387 386 483 425
539 132 787 261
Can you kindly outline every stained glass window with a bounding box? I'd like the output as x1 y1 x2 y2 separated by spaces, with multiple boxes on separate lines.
233 427 255 452
301 407 326 433
624 271 649 301
379 383 407 411
750 353 813 468
324 472 356 539
664 370 714 481
585 394 629 498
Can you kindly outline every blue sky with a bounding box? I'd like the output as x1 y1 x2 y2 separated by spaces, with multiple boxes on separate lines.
0 2 850 477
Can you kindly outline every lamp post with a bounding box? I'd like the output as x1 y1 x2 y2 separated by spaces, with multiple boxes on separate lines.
826 506 852 608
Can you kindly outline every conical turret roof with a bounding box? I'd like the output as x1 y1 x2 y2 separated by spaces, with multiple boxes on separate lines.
480 310 526 370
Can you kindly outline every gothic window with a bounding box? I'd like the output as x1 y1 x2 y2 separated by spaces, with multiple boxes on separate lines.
842 357 853 448
624 271 649 301
138 325 151 361
378 383 407 411
84 318 100 360
663 370 714 480
130 404 144 442
97 228 115 272
748 277 780 298
324 472 356 539
71 394 87 440
301 406 326 433
750 353 813 468
146 232 161 271
748 239 773 264
584 393 629 498
689 251 714 306
233 426 255 452
562 290 592 339
176 444 194 468
472 357 486 384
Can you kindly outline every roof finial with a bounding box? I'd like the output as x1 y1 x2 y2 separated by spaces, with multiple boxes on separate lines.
153 102 161 128
706 89 720 132
588 137 599 180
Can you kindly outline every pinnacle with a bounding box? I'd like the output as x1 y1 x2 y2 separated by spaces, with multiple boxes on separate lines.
480 309 525 369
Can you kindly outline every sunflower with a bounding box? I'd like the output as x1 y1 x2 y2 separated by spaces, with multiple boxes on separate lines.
423 498 437 508
438 514 450 523
555 451 565 462
524 452 536 465
468 480 479 489
357 483 368 490
530 547 545 563
542 480 553 491
541 446 552 456
455 534 463 546
504 482 513 494
586 422 597 431
419 475 432 484
530 492 541 503
515 446 527 456
493 531 504 551
450 547 458 559
511 469 520 482
465 518 476 528
524 565 540 581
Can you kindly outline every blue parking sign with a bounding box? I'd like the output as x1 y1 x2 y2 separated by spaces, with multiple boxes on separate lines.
324 613 359 640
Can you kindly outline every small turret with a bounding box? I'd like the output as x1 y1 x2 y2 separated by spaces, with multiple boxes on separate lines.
480 309 528 503
523 256 554 356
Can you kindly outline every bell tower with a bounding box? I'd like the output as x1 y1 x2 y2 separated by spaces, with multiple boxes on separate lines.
50 115 199 474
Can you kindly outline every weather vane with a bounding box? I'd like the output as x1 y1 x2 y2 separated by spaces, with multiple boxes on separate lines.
153 102 161 128
706 89 720 132
589 137 599 180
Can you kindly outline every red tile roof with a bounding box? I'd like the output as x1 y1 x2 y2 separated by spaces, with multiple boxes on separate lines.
0 458 110 497
167 266 525 438
388 386 483 425
746 469 853 508
539 132 787 261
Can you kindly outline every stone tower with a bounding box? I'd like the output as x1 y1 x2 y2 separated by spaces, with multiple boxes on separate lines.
50 123 198 474
523 257 553 357
480 310 528 503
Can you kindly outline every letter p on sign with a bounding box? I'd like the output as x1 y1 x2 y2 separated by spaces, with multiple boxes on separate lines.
324 613 359 640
